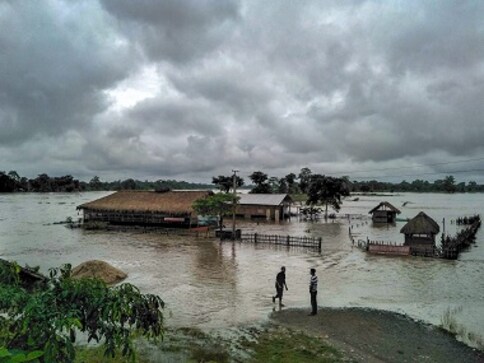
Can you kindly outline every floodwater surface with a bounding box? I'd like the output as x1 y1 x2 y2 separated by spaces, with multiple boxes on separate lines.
0 192 483 347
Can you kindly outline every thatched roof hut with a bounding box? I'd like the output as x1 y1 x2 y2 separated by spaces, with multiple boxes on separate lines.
369 201 401 215
400 211 440 235
77 190 212 227
369 201 401 223
400 211 440 251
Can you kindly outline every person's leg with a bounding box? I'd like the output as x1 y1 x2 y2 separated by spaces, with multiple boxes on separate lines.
277 288 284 305
311 292 317 315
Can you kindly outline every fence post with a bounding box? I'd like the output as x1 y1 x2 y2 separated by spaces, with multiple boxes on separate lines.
254 233 257 243
286 235 290 246
318 237 322 252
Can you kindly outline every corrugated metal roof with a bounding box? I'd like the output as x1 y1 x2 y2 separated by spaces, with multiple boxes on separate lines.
237 194 292 206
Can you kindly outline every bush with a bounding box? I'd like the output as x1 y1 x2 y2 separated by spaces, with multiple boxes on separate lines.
0 261 164 362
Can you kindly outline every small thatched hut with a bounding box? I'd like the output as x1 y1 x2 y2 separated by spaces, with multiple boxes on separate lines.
400 211 440 255
369 201 401 223
77 190 212 227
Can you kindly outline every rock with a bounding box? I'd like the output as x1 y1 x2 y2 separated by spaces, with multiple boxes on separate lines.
71 260 127 285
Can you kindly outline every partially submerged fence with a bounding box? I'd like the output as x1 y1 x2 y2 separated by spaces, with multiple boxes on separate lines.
441 216 481 259
241 233 322 252
358 239 414 256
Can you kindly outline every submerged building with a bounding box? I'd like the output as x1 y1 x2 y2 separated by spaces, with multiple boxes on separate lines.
77 190 212 227
400 211 440 256
369 201 401 223
236 194 293 222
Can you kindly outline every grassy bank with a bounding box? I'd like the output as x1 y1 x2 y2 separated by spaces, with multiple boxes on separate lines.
75 325 348 363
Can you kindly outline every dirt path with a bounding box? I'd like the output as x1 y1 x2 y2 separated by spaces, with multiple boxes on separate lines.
271 308 483 363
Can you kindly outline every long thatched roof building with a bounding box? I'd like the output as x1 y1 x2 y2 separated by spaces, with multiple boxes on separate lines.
77 190 212 227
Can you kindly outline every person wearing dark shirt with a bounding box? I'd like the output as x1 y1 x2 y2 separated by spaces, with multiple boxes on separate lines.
272 266 288 306
309 268 318 315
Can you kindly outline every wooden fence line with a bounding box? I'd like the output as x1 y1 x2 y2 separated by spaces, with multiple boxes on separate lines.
240 233 322 251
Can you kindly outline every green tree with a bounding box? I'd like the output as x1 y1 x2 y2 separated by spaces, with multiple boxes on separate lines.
212 175 244 193
298 167 312 194
306 175 350 218
249 171 271 194
89 176 103 191
192 193 235 233
284 173 299 194
0 172 16 192
0 261 164 362
443 175 456 193
467 181 478 192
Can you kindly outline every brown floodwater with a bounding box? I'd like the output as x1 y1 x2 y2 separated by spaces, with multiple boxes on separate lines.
1 192 483 347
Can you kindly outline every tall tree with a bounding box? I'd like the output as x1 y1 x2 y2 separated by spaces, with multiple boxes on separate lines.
306 175 350 218
212 175 244 193
249 171 271 193
0 172 16 192
443 175 457 193
285 173 299 194
298 167 312 194
89 176 103 191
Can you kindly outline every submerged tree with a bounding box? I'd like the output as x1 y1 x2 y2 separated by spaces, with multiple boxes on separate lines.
306 175 350 218
192 193 236 233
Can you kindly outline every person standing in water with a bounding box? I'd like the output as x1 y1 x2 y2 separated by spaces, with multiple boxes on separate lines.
309 268 318 315
272 266 288 306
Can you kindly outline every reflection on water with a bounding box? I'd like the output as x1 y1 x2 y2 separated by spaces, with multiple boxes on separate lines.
1 192 484 345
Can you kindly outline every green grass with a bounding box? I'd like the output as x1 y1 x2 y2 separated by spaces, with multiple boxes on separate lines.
246 328 346 363
75 346 151 363
75 326 349 363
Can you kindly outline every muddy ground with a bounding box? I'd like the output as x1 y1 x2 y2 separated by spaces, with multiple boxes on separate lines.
271 307 484 363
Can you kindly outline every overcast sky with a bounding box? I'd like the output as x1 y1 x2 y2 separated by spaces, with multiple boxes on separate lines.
1 0 484 183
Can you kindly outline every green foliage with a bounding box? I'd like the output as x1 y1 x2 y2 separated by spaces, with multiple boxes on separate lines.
212 175 244 193
249 171 271 194
306 175 350 218
0 348 44 363
192 193 236 231
0 262 164 362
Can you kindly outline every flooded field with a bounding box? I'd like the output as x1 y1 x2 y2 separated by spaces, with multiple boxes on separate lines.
1 192 483 347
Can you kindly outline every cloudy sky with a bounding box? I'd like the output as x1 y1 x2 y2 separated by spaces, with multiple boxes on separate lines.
1 0 484 183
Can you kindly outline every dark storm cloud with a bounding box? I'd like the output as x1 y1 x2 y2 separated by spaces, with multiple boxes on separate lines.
1 0 484 182
0 0 135 145
100 0 240 62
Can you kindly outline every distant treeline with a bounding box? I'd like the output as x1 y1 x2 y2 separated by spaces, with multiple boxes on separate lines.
0 171 212 193
1 169 483 193
216 169 484 194
350 176 484 193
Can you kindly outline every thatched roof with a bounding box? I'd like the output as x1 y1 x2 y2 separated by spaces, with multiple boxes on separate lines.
369 201 401 214
78 190 212 214
71 260 127 285
400 211 440 235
